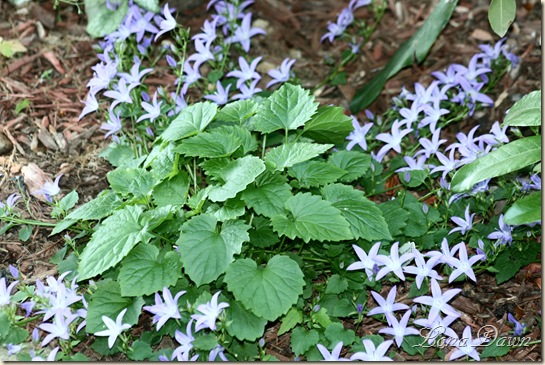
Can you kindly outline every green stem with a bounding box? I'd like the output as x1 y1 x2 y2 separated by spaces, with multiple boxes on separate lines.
0 216 57 227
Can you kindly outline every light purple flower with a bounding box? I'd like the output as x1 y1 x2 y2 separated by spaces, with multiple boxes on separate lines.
379 310 420 347
32 175 63 202
231 79 262 100
0 277 18 306
38 311 77 346
226 56 262 89
346 116 373 151
172 320 195 361
346 242 382 280
192 18 219 43
414 314 459 345
487 214 513 246
396 155 429 173
94 308 132 349
154 4 177 41
448 205 475 236
208 345 229 361
507 313 526 336
478 121 509 146
86 60 118 95
451 54 491 83
143 287 185 331
443 242 484 283
418 100 450 132
181 60 202 95
103 78 138 111
137 91 163 123
350 339 393 361
225 12 266 52
187 39 215 68
448 326 488 361
118 57 153 86
191 291 229 332
374 242 414 281
430 149 459 179
398 103 422 129
101 109 123 143
317 341 349 361
375 120 413 162
78 93 99 121
367 285 410 326
412 279 461 323
129 9 159 42
403 249 443 289
204 81 232 105
266 57 296 88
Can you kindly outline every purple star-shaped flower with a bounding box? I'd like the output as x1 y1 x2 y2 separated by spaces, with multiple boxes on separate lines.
101 109 123 143
379 310 420 347
154 4 177 41
414 313 459 345
350 339 393 361
266 57 296 88
191 291 229 332
317 341 349 361
412 278 461 323
346 242 382 280
231 79 262 100
32 175 63 202
507 313 526 336
403 249 443 289
226 56 262 89
367 285 410 326
346 116 373 151
375 120 413 162
448 205 475 236
118 57 153 86
487 214 513 246
78 93 99 121
137 91 162 123
374 242 414 281
448 325 488 361
104 78 139 111
204 81 232 105
143 287 186 331
443 242 484 283
225 12 266 52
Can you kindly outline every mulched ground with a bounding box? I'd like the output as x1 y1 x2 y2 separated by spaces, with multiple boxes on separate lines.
0 0 541 361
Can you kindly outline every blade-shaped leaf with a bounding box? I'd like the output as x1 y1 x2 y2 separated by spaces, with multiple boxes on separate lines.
253 83 318 133
488 0 516 38
451 136 541 192
264 142 333 171
271 192 353 243
503 191 541 225
224 255 305 321
350 0 457 113
161 102 218 141
502 90 541 127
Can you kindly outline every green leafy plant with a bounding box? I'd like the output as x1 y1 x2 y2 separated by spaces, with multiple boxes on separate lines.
488 0 517 37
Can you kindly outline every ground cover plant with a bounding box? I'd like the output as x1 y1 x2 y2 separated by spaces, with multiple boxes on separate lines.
0 0 541 361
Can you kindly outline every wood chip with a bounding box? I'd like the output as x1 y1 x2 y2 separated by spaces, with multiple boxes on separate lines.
471 29 493 41
42 51 66 74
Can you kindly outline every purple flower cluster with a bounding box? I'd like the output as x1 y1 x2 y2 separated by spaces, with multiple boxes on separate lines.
321 0 371 44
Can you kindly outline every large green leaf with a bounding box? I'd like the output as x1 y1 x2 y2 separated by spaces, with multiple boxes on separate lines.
118 244 182 297
134 0 159 12
502 90 541 127
107 167 157 198
302 106 354 144
177 214 249 286
271 192 353 243
328 150 372 182
264 142 333 171
321 184 392 241
225 255 305 321
151 172 189 207
161 102 218 141
350 0 457 113
86 280 144 334
488 0 516 38
288 160 346 188
85 0 129 38
144 142 176 180
241 171 292 218
504 191 541 225
78 206 153 281
451 136 541 192
217 99 258 124
253 83 318 133
226 300 267 341
174 126 244 158
206 156 266 202
65 190 122 221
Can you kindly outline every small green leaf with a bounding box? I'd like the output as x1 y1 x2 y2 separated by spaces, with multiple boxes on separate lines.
253 83 318 133
242 171 292 218
278 307 303 336
503 90 541 127
18 225 32 242
128 340 155 361
86 280 144 334
58 190 79 212
264 142 333 171
161 102 218 141
328 150 371 182
144 142 177 180
152 172 189 207
325 274 348 294
288 161 346 188
504 191 541 225
78 206 154 281
488 0 516 38
15 99 30 114
107 167 157 198
290 327 320 356
321 184 392 241
271 192 353 243
133 0 159 12
225 255 305 321
118 244 182 297
451 136 542 192
206 156 266 202
324 322 357 347
302 106 354 144
85 0 129 38
226 300 267 341
192 333 219 351
480 337 513 358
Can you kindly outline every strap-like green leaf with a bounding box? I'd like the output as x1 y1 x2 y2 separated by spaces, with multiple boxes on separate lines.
504 191 541 225
502 90 541 127
450 136 541 192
